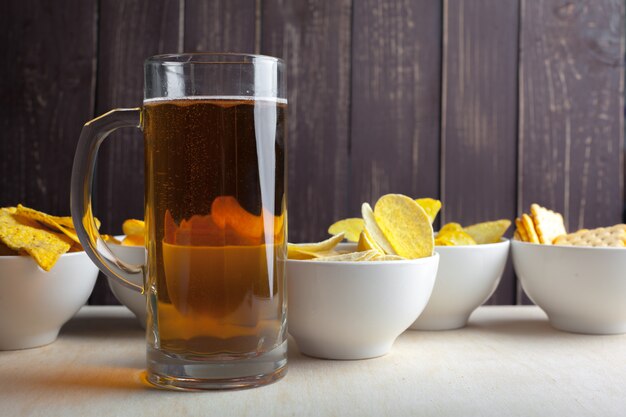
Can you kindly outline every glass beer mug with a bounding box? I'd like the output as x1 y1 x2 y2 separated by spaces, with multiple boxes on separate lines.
70 54 287 390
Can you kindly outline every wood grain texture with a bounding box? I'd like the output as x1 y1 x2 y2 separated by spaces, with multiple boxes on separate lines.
518 0 624 304
518 0 624 230
261 0 352 242
441 0 519 304
184 0 257 53
0 0 97 214
350 0 442 221
92 0 182 304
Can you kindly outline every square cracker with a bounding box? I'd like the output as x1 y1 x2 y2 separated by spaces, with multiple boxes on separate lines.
515 218 529 242
522 214 540 244
553 224 626 247
530 204 566 244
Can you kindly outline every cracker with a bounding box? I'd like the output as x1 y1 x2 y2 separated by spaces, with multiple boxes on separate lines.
553 225 626 247
515 218 529 242
530 203 566 244
522 214 540 244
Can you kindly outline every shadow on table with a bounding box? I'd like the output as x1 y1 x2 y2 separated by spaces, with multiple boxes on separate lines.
9 364 151 392
60 316 144 339
465 317 566 338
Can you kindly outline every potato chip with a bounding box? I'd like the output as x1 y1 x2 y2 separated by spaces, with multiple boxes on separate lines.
435 230 477 246
415 198 442 224
370 254 406 261
361 203 396 255
122 219 145 237
374 194 434 259
288 233 345 259
439 222 463 234
357 229 384 253
0 208 73 271
288 249 343 260
463 219 511 244
313 250 379 262
122 234 145 247
328 218 364 242
16 204 80 244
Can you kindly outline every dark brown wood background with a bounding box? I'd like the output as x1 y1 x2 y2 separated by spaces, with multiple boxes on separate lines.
1 0 624 305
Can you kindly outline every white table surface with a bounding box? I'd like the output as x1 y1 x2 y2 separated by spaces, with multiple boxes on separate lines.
1 306 625 417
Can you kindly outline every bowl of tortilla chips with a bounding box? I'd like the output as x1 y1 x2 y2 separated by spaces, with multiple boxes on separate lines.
0 206 99 350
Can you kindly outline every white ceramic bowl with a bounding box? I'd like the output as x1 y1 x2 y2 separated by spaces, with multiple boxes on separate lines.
411 239 510 331
0 252 98 350
512 240 626 334
287 250 439 360
106 239 147 327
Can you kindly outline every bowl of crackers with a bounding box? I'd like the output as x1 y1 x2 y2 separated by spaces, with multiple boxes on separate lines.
410 219 511 331
512 204 626 335
287 194 439 359
0 206 99 350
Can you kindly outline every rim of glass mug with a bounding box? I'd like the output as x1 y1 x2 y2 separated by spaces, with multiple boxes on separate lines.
144 53 286 102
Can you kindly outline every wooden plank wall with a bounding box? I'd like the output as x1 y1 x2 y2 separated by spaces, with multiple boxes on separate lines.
0 0 623 305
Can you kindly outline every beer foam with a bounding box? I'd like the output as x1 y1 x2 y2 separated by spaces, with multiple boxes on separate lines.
144 96 287 104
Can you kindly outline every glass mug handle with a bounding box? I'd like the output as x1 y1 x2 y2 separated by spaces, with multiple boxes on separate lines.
70 108 144 293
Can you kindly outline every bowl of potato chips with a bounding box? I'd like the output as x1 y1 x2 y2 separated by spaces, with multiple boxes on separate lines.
100 220 147 327
287 194 439 359
0 206 99 350
410 219 511 331
512 204 626 334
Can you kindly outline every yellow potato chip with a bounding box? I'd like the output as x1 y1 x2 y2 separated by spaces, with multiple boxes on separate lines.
313 250 380 262
370 254 406 261
415 198 442 224
362 203 396 255
435 230 477 246
0 208 72 271
122 219 145 237
16 204 80 244
439 222 463 234
463 219 511 244
374 194 434 259
328 218 364 242
288 233 345 259
288 249 344 260
122 234 145 247
357 229 384 253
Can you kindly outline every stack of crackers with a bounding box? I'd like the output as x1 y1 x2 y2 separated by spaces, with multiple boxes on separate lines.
514 203 626 247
